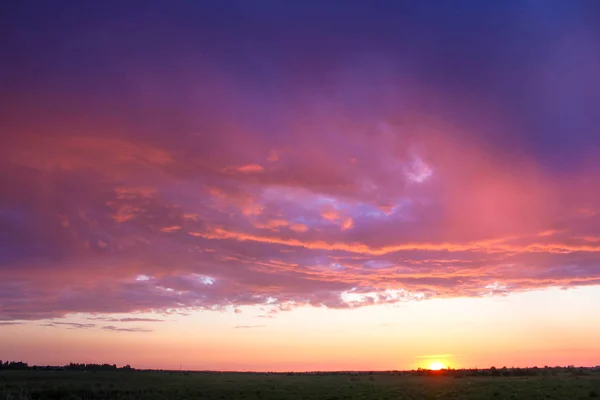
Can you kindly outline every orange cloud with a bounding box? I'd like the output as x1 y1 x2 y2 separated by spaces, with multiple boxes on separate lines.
320 206 354 231
321 208 341 222
341 217 354 231
8 136 173 172
189 227 600 256
231 164 265 173
160 226 182 233
289 223 309 233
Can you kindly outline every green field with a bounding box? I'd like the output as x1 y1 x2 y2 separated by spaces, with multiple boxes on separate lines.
1 370 599 400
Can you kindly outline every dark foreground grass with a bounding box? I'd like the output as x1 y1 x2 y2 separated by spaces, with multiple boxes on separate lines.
1 370 600 400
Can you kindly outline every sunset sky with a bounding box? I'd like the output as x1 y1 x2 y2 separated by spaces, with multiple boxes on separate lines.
2 1 600 371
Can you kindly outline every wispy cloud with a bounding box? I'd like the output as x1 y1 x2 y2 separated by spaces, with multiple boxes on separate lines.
41 322 96 329
234 325 267 329
102 325 153 333
88 317 165 323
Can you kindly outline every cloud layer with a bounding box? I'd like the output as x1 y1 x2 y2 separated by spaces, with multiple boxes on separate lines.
2 1 600 320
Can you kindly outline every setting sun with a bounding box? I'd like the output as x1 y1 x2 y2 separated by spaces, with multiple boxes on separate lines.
428 361 447 371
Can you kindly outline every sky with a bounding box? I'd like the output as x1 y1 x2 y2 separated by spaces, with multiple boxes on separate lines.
1 0 600 371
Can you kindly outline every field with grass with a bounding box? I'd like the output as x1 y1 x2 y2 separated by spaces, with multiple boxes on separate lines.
1 370 600 400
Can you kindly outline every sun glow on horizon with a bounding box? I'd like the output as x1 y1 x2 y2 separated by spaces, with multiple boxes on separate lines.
428 361 447 371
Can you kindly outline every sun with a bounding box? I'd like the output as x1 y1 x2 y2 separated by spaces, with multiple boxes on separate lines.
428 361 447 371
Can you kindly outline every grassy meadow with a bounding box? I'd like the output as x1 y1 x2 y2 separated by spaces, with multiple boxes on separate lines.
1 369 600 400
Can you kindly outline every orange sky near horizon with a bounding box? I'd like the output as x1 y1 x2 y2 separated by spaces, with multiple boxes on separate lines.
2 286 599 371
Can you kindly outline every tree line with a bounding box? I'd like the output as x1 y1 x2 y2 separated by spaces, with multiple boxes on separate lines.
0 360 134 371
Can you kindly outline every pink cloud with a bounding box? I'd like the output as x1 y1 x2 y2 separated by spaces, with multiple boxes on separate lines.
267 150 280 162
341 218 354 231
